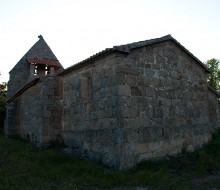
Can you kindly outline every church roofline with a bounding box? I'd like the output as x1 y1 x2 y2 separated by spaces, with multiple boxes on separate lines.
7 77 40 103
59 35 210 76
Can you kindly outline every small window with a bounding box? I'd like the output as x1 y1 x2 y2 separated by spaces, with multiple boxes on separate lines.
81 73 91 100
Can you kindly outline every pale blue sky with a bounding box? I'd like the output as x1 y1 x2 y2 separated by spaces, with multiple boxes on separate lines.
0 0 219 82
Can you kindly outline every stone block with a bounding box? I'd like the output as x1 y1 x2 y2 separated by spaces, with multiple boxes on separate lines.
146 86 155 97
116 73 126 85
147 128 158 142
96 130 113 143
85 130 97 143
118 85 130 96
153 107 163 118
162 107 169 117
151 78 160 87
138 152 153 162
129 67 140 76
115 65 129 74
148 142 161 152
99 98 108 109
104 107 114 118
102 147 117 168
126 75 137 86
145 106 153 117
144 63 152 69
122 107 136 118
193 125 202 135
97 110 105 119
52 110 61 117
152 64 161 70
94 80 101 90
130 86 142 96
43 110 51 118
53 124 61 129
139 128 149 143
152 149 166 158
137 76 151 87
145 69 155 78
136 143 149 154
153 118 164 126
102 118 117 129
111 96 119 107
91 120 100 130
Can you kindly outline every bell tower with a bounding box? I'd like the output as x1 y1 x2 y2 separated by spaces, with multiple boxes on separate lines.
8 35 63 97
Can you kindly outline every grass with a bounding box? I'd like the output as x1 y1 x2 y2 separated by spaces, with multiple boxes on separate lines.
0 128 220 190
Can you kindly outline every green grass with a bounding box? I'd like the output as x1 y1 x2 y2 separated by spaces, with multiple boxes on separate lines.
0 128 220 190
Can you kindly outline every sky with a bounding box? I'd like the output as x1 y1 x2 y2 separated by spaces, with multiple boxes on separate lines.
0 0 219 83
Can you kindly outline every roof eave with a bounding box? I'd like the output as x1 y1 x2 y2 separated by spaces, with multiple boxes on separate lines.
208 85 220 97
7 77 40 103
168 38 210 73
59 48 129 76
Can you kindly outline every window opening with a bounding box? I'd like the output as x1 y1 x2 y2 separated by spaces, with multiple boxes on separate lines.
81 73 91 100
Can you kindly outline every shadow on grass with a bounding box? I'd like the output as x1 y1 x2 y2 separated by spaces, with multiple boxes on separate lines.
0 129 220 190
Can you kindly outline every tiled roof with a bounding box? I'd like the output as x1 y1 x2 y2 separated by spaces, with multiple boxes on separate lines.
10 35 63 73
60 35 209 75
27 57 63 68
25 35 59 60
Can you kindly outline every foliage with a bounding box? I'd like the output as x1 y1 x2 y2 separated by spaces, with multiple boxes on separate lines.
205 58 220 91
0 130 220 190
0 82 7 127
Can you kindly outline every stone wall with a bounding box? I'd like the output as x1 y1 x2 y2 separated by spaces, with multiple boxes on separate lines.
4 99 21 137
8 58 30 97
38 76 63 144
5 75 63 147
115 41 220 168
60 42 220 169
62 53 124 168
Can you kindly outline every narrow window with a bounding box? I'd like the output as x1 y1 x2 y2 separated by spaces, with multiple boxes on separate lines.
81 73 91 100
34 65 37 75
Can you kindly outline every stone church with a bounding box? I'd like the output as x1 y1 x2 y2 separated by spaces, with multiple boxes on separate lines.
5 34 220 169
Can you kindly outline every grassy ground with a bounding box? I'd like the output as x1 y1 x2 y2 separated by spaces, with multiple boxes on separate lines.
0 128 220 190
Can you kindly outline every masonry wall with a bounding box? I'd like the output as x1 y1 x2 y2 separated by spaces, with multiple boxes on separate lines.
5 76 63 147
8 58 30 97
62 53 127 168
115 41 220 169
5 99 21 137
38 76 63 144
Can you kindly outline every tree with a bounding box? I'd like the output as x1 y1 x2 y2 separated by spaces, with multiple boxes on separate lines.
0 72 7 128
205 58 220 91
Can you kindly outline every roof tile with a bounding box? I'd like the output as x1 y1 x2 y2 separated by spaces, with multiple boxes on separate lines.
27 57 63 68
60 34 209 75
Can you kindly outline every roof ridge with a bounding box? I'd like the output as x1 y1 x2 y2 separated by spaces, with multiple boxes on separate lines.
113 34 173 52
59 34 209 75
